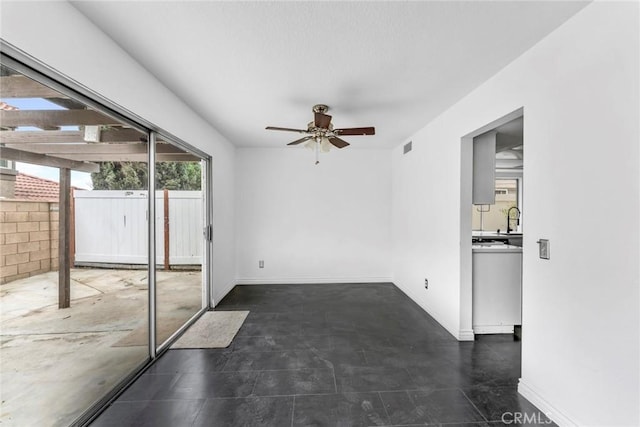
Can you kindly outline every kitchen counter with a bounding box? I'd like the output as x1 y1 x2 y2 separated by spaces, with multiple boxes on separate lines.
472 244 522 253
472 231 522 238
472 231 523 248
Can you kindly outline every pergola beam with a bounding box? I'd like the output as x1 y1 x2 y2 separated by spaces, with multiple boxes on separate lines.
0 129 146 144
3 143 198 162
0 147 99 173
6 143 186 155
0 75 63 98
0 110 121 128
25 153 199 162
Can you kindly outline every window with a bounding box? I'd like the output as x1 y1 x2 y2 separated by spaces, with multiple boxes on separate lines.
0 159 14 169
472 178 520 232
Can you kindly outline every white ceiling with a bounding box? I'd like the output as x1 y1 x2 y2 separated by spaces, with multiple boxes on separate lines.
71 1 588 149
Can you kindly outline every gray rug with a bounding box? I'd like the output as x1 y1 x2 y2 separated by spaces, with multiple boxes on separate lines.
171 310 249 349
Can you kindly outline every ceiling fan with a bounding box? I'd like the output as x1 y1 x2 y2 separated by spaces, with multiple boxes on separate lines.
266 104 375 164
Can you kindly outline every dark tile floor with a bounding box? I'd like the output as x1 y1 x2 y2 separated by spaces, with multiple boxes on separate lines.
91 283 554 426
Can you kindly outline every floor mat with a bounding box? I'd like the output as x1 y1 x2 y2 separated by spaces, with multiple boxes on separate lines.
170 310 249 349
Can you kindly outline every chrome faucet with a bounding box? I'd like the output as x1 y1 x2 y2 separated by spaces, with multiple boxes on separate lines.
506 206 521 233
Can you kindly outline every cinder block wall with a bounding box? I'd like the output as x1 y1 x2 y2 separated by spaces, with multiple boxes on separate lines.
0 200 59 284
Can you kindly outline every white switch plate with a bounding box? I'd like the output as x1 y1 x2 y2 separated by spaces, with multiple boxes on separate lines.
538 239 550 260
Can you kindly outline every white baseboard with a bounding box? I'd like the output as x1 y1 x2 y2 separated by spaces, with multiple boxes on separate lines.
235 276 393 285
518 379 578 427
457 329 475 341
473 325 514 334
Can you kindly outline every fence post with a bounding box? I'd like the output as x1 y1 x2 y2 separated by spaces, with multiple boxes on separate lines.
69 188 75 268
163 189 170 270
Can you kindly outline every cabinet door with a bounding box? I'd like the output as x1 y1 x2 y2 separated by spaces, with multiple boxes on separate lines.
472 131 496 205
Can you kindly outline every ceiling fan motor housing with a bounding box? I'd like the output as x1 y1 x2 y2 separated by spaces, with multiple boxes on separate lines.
312 104 329 114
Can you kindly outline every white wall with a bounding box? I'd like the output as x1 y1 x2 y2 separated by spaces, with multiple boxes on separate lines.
391 2 639 426
4 1 638 424
236 147 392 284
0 1 237 303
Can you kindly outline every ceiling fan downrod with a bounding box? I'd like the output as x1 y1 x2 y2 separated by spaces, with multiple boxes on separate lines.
315 136 320 165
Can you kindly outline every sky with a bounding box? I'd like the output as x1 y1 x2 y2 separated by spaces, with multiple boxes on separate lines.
2 98 93 189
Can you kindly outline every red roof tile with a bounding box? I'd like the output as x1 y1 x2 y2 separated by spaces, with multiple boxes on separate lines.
15 173 64 201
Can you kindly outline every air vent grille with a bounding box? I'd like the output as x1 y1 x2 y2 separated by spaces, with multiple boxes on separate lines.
403 141 412 154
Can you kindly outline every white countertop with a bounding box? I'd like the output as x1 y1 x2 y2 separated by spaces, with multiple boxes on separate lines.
472 244 522 253
472 231 522 238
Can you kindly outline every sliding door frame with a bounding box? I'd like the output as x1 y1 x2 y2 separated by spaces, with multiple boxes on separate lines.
1 42 214 426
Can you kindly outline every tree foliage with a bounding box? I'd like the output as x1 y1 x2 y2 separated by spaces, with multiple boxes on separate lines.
91 161 201 190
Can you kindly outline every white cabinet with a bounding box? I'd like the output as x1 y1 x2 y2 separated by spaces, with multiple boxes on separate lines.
472 247 522 334
472 131 496 205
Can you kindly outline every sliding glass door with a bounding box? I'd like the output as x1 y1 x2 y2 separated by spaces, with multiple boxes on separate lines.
153 136 208 351
0 54 211 425
0 60 151 426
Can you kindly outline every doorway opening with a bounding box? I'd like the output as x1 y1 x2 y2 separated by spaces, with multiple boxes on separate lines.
459 108 524 345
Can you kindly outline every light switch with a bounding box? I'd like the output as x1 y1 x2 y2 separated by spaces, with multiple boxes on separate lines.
537 239 550 260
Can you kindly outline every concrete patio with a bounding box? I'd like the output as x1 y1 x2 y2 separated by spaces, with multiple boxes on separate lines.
0 268 202 427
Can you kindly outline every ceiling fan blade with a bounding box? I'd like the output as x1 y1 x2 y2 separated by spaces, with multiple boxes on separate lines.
287 136 313 146
266 126 309 134
328 136 350 149
334 127 375 136
314 112 332 129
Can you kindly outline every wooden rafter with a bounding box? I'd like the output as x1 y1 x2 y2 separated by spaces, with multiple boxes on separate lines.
0 128 146 144
0 75 63 98
57 153 198 162
4 143 183 155
0 110 120 128
0 147 99 173
3 142 198 162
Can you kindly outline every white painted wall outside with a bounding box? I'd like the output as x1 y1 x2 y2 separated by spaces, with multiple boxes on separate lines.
391 2 639 426
1 2 237 303
74 191 203 265
236 147 392 284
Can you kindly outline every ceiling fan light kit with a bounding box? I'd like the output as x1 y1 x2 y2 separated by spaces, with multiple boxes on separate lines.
266 104 375 164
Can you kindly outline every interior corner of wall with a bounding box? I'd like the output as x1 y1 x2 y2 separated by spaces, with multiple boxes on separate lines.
392 279 461 340
213 280 236 307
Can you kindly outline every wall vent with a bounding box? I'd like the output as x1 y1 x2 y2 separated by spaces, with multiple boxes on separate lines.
403 141 413 154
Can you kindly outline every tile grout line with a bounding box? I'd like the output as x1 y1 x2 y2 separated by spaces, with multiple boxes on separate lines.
377 391 392 424
220 367 336 373
331 366 338 393
249 371 261 397
218 352 232 372
459 388 489 423
290 395 296 427
189 397 208 426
